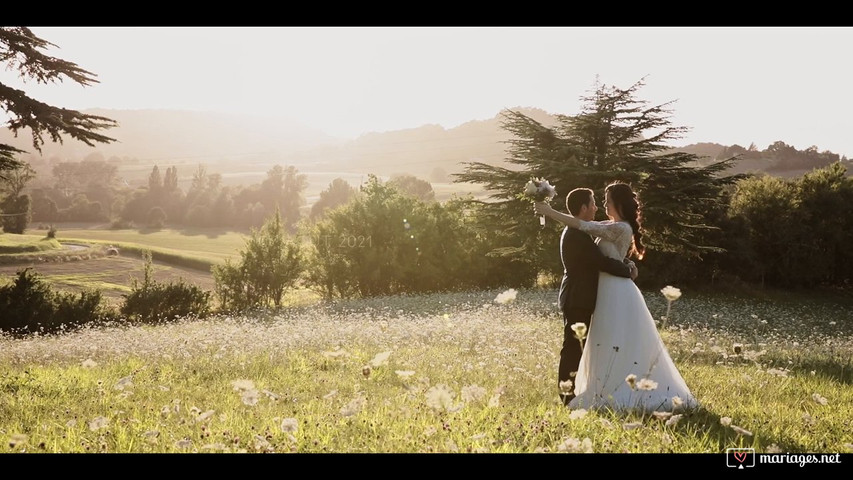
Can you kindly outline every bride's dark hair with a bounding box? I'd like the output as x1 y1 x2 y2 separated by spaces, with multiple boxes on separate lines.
605 181 646 260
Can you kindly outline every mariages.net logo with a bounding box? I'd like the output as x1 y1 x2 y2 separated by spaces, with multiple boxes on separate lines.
726 448 755 469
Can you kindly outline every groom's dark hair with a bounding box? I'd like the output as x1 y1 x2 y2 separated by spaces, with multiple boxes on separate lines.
566 188 594 215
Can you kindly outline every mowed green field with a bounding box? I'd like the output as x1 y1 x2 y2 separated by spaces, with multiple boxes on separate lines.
49 224 249 264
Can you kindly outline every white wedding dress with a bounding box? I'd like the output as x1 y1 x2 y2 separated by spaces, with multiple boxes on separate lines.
568 220 699 412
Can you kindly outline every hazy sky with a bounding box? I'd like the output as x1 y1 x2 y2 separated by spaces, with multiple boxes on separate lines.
4 27 852 157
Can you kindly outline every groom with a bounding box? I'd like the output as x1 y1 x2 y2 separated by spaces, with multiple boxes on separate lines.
557 188 637 406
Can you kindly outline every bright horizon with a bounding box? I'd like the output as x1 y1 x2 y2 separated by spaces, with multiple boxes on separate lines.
3 26 852 157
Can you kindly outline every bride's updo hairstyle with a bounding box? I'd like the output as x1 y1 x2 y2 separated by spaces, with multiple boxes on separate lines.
605 181 646 260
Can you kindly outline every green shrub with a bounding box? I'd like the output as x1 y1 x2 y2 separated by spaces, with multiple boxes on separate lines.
120 251 211 322
0 268 108 335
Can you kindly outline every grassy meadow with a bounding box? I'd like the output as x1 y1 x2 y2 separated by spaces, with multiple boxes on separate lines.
1 288 851 454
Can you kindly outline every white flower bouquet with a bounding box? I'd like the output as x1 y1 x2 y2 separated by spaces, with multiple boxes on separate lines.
520 178 557 226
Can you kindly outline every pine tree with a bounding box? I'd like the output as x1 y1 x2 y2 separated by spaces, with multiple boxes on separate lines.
455 78 746 278
1 27 117 179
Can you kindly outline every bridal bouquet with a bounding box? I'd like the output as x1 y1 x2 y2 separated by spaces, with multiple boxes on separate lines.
520 178 557 226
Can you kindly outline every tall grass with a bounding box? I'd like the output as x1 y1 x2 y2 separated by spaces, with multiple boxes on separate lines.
0 288 850 453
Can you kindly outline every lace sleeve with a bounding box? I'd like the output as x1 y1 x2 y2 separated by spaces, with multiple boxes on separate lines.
577 220 632 245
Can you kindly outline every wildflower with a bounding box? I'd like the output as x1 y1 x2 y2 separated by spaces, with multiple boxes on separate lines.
241 390 259 406
598 418 615 429
494 289 517 304
9 434 28 448
625 374 637 390
196 410 215 422
89 416 108 432
559 379 573 395
114 375 133 391
665 414 683 427
231 379 255 392
262 390 279 400
671 396 684 410
461 384 487 403
570 323 588 341
766 444 783 454
731 425 753 436
569 409 588 420
340 395 366 417
280 418 298 433
720 416 732 426
369 351 392 368
661 286 681 302
652 411 673 421
636 378 658 391
81 359 97 368
802 413 816 426
812 393 828 405
660 286 681 329
829 321 836 326
426 384 455 412
322 349 349 359
143 430 159 444
556 437 593 453
175 439 192 449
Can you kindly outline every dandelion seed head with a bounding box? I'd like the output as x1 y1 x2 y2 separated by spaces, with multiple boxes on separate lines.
280 418 299 433
636 378 658 391
559 379 573 394
461 384 487 403
241 389 259 406
720 416 732 426
88 416 108 432
426 384 456 412
625 374 637 390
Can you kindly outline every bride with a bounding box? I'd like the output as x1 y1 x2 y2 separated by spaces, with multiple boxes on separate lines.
535 182 698 412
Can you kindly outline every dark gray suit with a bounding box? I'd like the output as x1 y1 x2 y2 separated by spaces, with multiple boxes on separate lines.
558 226 632 405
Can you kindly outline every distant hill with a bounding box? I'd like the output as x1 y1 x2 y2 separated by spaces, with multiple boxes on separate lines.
3 108 848 185
0 109 338 164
